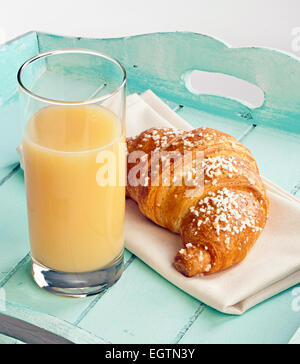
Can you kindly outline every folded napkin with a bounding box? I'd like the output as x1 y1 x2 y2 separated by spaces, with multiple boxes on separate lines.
125 90 300 315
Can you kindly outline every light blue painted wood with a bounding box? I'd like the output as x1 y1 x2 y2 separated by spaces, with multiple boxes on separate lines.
0 32 38 103
0 33 39 176
0 170 29 278
176 105 252 139
242 126 300 192
179 285 300 344
2 249 133 324
160 97 179 111
3 257 96 323
0 163 19 182
0 334 24 344
36 32 300 134
0 95 22 171
78 257 200 344
2 301 106 344
0 31 299 344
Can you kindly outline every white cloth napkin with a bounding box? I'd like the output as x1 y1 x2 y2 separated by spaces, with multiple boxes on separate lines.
125 90 300 315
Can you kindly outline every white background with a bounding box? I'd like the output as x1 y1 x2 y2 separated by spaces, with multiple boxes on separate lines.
1 0 300 56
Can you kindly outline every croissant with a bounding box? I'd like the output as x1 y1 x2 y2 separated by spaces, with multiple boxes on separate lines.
126 127 269 277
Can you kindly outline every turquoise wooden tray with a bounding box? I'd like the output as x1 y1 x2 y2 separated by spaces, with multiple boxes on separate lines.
0 31 299 344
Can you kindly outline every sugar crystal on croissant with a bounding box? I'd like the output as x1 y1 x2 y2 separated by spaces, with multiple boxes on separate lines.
126 127 269 277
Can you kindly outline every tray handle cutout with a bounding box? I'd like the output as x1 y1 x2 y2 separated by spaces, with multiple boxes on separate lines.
185 70 265 109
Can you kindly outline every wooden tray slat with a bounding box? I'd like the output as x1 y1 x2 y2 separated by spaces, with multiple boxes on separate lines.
0 171 28 278
0 301 105 344
78 257 201 344
242 126 300 192
179 285 299 344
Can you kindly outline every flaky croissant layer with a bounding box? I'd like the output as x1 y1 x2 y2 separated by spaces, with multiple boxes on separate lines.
126 127 269 277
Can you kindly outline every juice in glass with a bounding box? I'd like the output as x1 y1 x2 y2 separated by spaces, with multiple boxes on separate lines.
23 105 125 274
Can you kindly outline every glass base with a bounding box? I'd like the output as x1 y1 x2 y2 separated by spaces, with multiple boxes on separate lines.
31 251 124 298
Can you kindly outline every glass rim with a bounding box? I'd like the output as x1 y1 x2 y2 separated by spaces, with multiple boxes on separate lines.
17 48 127 106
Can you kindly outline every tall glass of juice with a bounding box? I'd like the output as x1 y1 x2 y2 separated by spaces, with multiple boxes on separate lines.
17 49 126 297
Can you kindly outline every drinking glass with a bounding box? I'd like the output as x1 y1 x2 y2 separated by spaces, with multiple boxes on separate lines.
17 49 126 297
